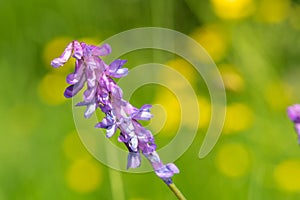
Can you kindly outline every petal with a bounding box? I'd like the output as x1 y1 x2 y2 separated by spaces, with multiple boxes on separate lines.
64 76 86 98
75 101 89 106
84 103 97 118
72 40 83 59
110 84 123 100
141 104 152 110
64 85 75 98
106 124 117 138
287 104 300 123
107 59 128 78
141 143 156 154
91 44 111 56
127 152 141 169
109 59 127 71
51 42 73 68
86 69 97 88
154 164 179 179
166 163 180 174
128 136 138 152
110 68 128 78
131 104 153 120
84 87 96 102
66 60 85 84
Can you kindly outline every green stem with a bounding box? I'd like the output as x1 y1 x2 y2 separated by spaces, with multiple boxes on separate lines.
167 182 187 200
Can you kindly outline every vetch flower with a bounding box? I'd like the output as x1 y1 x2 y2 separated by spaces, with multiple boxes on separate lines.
51 40 179 184
287 104 300 143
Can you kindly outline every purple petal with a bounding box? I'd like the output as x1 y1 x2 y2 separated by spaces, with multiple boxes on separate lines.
66 60 85 84
64 76 86 98
131 104 153 120
110 85 123 100
128 137 138 152
287 104 300 123
95 117 113 128
84 88 96 102
154 164 179 179
106 124 117 138
107 59 128 78
166 163 180 174
64 85 75 98
72 40 83 59
127 152 141 169
84 103 97 118
75 101 89 106
51 42 73 68
109 59 127 71
110 68 129 78
141 143 156 154
91 44 111 56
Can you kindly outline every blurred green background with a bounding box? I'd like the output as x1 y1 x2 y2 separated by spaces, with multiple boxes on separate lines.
1 0 300 199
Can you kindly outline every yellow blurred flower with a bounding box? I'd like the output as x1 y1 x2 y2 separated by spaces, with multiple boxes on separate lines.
210 0 255 20
38 72 68 105
66 158 102 193
153 89 181 136
63 131 91 161
198 97 211 129
289 5 300 30
264 80 292 111
191 24 229 62
274 160 300 192
223 103 254 134
257 0 290 24
165 58 197 86
146 104 167 135
215 143 251 178
219 64 245 93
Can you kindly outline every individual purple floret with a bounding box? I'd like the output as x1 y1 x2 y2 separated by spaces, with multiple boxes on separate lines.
287 104 300 144
51 40 179 183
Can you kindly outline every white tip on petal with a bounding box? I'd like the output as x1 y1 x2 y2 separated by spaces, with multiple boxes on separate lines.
84 103 97 118
127 152 141 169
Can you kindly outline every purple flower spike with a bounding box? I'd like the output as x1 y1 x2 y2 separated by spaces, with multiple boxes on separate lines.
287 104 300 143
51 40 179 184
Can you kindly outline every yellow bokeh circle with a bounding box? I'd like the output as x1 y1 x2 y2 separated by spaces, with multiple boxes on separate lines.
165 58 196 85
219 64 244 93
38 73 68 105
191 24 229 62
274 160 300 192
153 90 181 136
215 143 251 178
223 103 254 134
66 158 102 193
63 131 90 161
264 81 292 111
210 0 255 20
257 0 290 24
146 104 167 135
198 97 211 129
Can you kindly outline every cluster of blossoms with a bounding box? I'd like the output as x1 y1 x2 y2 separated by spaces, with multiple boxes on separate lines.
51 41 179 184
287 104 300 144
